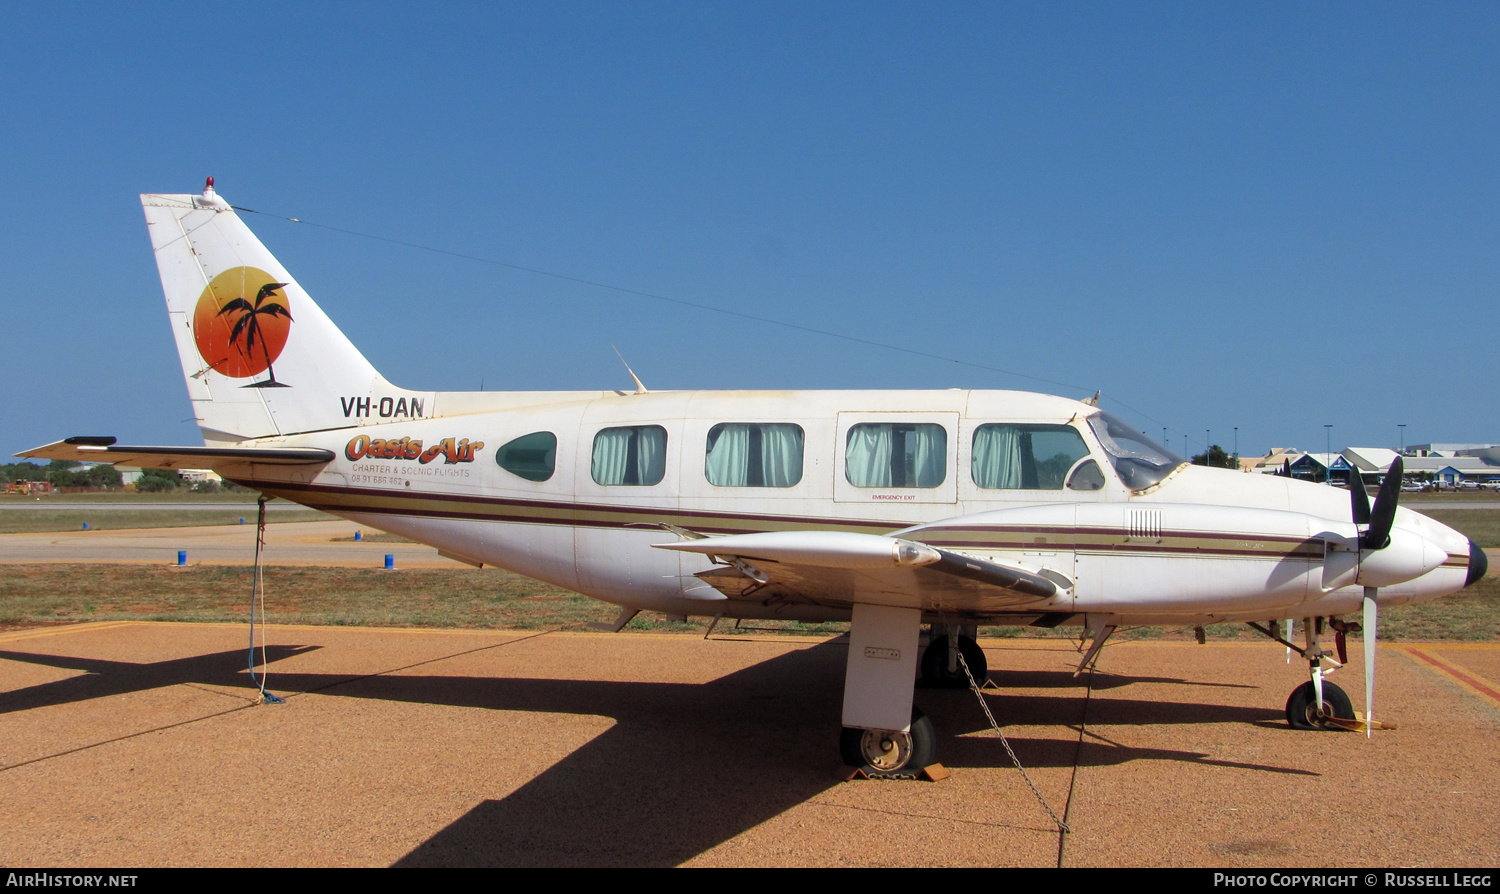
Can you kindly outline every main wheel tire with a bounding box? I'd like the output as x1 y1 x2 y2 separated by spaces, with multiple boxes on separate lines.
1285 680 1354 731
920 635 988 688
840 709 936 777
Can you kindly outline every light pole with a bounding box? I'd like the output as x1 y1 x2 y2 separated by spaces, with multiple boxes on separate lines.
1324 425 1333 483
1398 424 1406 455
1233 426 1239 469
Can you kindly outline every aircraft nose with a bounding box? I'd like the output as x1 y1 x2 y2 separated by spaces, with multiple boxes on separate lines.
1467 539 1489 588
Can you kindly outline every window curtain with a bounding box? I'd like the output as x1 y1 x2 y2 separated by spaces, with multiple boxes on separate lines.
972 424 1023 489
911 425 946 487
635 426 667 485
705 424 751 486
846 424 895 487
591 427 633 485
759 424 804 487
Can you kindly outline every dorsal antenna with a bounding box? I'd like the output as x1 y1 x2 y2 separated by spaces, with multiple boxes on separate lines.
611 345 649 394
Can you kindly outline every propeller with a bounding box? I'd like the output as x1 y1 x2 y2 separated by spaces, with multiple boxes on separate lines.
1349 457 1403 737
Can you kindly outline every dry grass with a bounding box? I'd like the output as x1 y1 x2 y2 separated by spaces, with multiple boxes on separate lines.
1418 510 1500 548
1 561 1493 642
0 508 330 534
0 564 845 635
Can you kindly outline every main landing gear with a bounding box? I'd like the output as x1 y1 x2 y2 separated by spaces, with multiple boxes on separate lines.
838 613 996 777
919 631 989 689
839 605 949 778
840 709 936 777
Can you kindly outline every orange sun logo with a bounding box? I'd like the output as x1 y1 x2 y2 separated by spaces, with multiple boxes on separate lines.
192 267 293 387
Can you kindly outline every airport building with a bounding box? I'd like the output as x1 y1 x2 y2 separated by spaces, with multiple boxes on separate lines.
1242 444 1500 488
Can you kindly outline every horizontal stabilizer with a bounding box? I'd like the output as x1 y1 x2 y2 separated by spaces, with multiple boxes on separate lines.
18 438 334 470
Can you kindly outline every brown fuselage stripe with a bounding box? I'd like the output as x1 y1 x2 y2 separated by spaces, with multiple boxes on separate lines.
260 481 905 536
256 481 1469 568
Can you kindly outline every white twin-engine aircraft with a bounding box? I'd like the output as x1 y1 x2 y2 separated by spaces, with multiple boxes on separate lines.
23 181 1487 777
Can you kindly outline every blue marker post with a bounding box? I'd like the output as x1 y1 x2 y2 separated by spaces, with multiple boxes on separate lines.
239 518 245 525
354 530 362 542
82 522 89 531
177 550 187 567
384 554 394 571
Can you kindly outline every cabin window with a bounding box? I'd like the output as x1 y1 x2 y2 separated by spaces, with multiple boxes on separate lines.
495 431 557 482
845 423 947 488
705 423 804 487
591 425 668 486
971 424 1092 490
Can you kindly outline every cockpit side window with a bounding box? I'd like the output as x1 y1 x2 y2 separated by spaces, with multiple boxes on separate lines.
971 423 1092 489
1085 411 1185 491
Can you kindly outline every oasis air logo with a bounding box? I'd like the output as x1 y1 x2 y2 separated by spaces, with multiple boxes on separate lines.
345 435 484 465
192 266 293 388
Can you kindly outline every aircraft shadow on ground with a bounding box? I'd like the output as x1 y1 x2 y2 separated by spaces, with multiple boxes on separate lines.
2 638 1311 865
0 645 322 714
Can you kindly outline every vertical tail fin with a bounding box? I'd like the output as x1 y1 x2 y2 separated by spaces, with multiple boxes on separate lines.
144 180 432 443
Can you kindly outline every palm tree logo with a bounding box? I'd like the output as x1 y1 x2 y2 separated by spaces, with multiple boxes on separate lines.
191 266 295 387
218 281 293 388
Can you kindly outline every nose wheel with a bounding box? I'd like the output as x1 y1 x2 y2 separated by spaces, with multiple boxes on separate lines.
1285 680 1354 730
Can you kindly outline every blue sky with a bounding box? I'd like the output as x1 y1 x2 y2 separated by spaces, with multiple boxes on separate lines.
3 2 1496 460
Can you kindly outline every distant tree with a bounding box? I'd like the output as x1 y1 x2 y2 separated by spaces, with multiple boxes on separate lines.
83 464 122 488
46 460 88 488
135 468 185 492
1190 445 1237 469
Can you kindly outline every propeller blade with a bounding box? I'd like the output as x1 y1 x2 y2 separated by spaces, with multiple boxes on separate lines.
1363 457 1404 550
1351 469 1372 525
1363 587 1378 739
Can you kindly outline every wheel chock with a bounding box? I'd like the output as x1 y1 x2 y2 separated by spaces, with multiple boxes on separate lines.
1327 712 1397 733
836 763 950 782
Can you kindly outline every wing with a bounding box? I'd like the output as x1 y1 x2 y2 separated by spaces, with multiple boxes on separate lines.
654 530 1074 619
18 437 334 470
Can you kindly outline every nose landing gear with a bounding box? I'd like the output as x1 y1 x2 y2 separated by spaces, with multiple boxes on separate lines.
1285 680 1354 730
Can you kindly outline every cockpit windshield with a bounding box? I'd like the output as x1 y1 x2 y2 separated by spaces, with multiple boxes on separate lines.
1086 411 1186 491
